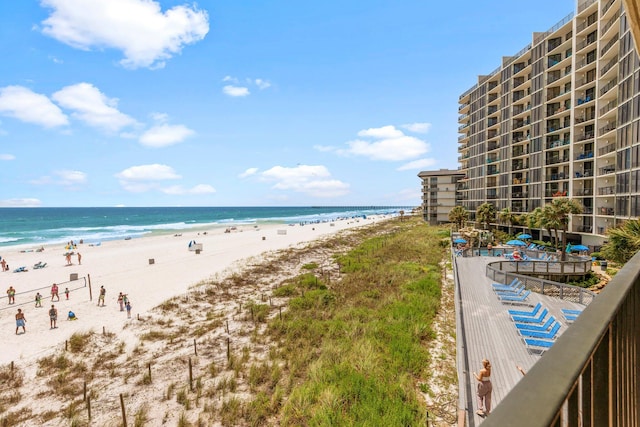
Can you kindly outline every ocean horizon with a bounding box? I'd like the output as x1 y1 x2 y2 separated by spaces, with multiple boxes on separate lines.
0 206 410 249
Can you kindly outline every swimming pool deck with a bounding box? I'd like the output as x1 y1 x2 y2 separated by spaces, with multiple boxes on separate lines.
454 255 587 426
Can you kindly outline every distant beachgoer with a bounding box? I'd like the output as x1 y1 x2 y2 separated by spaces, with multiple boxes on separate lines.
35 292 42 308
125 301 132 319
123 294 129 306
15 309 26 334
67 311 77 321
98 286 106 307
49 305 58 329
7 286 16 304
117 292 124 311
77 252 82 265
65 253 72 265
1 258 7 271
51 283 59 301
65 288 70 300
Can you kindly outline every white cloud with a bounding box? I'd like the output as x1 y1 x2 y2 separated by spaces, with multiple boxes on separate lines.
312 145 335 152
139 123 194 147
239 168 258 178
0 198 42 207
260 165 349 198
339 125 430 161
397 158 437 171
40 0 209 69
0 154 15 160
222 76 238 83
223 85 250 97
254 79 271 90
115 164 181 192
401 122 432 133
52 83 136 132
161 184 216 195
0 86 68 128
55 170 87 185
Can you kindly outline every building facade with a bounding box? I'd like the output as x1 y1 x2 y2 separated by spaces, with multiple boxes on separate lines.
457 0 640 246
418 169 465 225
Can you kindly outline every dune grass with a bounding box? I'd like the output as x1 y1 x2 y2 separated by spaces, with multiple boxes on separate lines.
262 218 446 426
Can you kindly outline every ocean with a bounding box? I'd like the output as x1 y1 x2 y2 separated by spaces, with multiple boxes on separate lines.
0 206 406 249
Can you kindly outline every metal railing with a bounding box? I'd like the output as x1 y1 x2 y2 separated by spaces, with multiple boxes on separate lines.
482 250 640 426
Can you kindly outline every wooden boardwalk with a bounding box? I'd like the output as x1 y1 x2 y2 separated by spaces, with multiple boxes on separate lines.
454 256 587 426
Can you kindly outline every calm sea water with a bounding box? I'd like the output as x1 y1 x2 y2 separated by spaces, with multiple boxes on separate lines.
0 206 404 248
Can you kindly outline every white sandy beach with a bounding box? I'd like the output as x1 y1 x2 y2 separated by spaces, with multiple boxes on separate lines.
0 216 383 366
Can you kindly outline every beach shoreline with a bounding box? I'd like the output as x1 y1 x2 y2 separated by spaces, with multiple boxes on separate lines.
0 214 390 365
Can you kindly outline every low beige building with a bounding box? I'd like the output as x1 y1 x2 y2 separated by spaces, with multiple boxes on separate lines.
418 169 465 225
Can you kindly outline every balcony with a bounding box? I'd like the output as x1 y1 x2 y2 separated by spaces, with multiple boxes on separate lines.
545 190 567 197
576 132 595 142
512 147 529 157
487 141 500 151
546 173 569 181
574 169 594 178
598 143 616 156
575 225 593 232
546 139 570 149
575 151 594 160
599 77 617 96
546 156 569 165
487 167 500 176
598 165 615 175
512 162 529 171
598 186 615 195
599 99 617 117
574 188 594 196
599 121 616 136
598 207 614 216
487 118 498 127
600 55 619 77
511 192 529 199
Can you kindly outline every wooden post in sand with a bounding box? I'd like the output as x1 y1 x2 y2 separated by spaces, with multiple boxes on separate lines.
226 338 230 362
225 320 229 333
193 339 198 356
87 397 91 420
88 274 93 301
189 358 193 391
120 393 127 427
83 381 87 401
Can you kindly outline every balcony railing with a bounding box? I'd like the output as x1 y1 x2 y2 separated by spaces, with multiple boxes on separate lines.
601 0 616 15
546 173 569 181
546 139 570 149
600 55 619 76
483 251 640 427
574 188 593 196
600 35 618 57
599 121 616 136
600 77 617 96
576 132 595 142
598 186 615 195
599 99 617 116
598 207 614 216
598 143 616 156
599 166 615 175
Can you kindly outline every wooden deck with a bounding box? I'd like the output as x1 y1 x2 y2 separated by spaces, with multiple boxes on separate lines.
454 256 586 426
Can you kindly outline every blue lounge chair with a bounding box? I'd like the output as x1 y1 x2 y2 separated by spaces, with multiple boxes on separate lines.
519 322 561 340
512 308 548 323
515 316 556 332
561 308 583 315
524 337 555 354
509 302 542 317
495 283 525 295
13 266 27 273
499 290 531 304
492 278 520 291
563 312 579 323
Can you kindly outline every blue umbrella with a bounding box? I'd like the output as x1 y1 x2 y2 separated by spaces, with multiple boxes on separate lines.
506 240 527 246
571 244 589 252
517 234 532 240
453 238 467 244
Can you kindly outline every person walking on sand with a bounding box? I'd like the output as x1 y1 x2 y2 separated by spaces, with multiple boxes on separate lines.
15 308 26 334
7 286 16 304
64 287 70 300
51 283 59 301
125 300 132 318
35 292 42 308
49 305 58 329
1 258 6 271
474 359 493 417
117 292 124 311
65 253 72 265
77 252 82 265
98 286 106 307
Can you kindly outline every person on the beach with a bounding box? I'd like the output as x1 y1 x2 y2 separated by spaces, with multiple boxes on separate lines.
49 305 58 329
77 252 82 265
98 286 106 307
15 308 26 334
35 292 42 308
117 292 124 311
64 287 70 300
67 311 78 321
7 286 16 304
125 301 132 318
123 294 129 307
51 283 59 301
474 359 493 417
65 253 72 265
1 258 7 271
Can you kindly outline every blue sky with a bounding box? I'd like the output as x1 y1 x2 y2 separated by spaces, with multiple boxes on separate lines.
0 0 574 207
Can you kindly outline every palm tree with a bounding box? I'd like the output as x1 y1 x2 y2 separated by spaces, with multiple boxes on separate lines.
545 198 583 260
476 203 496 230
601 219 640 264
448 206 469 230
542 204 562 249
526 208 542 237
498 207 515 234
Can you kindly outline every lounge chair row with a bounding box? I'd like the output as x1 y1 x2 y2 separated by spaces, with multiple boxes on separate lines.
507 302 561 354
492 278 531 304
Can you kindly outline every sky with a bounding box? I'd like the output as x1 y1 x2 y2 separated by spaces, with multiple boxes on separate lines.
0 0 575 207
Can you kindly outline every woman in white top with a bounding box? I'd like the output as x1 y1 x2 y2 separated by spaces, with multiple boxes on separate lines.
474 359 493 416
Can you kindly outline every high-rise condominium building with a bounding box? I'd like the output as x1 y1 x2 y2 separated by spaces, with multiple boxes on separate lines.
457 0 640 246
418 169 465 225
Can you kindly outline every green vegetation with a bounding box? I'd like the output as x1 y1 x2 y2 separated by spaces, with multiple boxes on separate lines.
601 219 640 264
476 203 496 230
448 205 469 230
263 219 445 426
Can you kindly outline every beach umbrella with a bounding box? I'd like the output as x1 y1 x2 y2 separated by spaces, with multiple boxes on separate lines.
506 240 527 247
517 234 532 240
453 238 467 244
571 244 589 252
